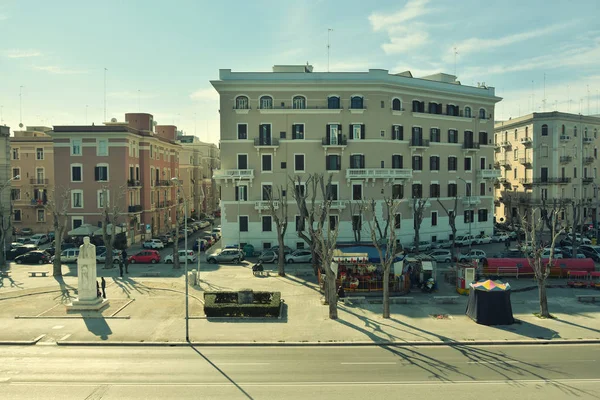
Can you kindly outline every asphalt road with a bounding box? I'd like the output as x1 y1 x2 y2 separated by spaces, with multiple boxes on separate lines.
1 344 599 399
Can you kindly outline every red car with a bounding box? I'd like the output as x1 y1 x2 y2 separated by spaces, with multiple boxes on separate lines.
128 250 160 264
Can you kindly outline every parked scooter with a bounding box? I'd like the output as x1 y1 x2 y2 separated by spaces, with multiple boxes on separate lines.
421 277 436 293
252 260 264 276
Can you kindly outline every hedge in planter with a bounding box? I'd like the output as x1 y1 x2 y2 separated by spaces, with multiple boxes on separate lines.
204 291 281 318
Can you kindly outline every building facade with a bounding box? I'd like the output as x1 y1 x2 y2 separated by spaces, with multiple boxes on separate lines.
50 113 181 243
10 126 54 234
211 65 501 250
0 126 11 248
494 112 600 226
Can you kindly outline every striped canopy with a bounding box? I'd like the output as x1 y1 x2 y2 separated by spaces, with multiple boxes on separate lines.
470 280 511 292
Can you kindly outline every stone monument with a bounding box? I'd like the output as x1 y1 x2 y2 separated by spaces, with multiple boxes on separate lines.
66 236 109 311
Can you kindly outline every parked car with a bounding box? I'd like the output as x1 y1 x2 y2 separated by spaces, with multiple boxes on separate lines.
492 249 523 258
15 250 50 265
201 235 214 246
560 246 586 259
432 240 452 249
128 250 161 264
164 250 197 264
142 239 165 249
540 248 563 259
15 237 31 245
285 250 313 264
579 245 600 262
96 249 122 264
407 241 432 253
10 242 24 249
454 235 475 247
211 227 222 238
206 249 244 264
491 232 510 243
158 235 174 246
270 245 293 255
7 244 38 260
560 237 592 247
19 228 33 236
427 249 453 263
473 234 492 245
258 250 278 263
457 249 487 263
60 248 81 263
199 220 211 229
29 233 50 245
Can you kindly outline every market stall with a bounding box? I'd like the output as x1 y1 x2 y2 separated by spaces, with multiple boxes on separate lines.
466 280 515 326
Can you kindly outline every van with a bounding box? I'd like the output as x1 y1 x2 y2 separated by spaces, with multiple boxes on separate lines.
455 235 475 247
61 248 80 263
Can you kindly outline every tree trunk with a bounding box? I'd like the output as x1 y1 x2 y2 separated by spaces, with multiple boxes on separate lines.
52 226 63 276
383 265 390 318
0 230 6 268
538 278 550 318
326 269 338 319
277 229 285 277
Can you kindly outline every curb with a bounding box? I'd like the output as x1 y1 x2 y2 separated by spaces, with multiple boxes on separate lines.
0 334 45 346
54 338 600 347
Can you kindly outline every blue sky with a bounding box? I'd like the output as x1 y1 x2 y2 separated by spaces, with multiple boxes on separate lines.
1 0 599 144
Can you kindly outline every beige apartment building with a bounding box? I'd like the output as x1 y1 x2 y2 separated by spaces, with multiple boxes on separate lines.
178 135 220 217
0 126 10 247
50 113 182 243
211 65 501 250
494 112 600 226
9 126 54 234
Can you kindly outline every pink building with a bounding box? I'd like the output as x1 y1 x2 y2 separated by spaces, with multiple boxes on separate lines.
50 113 182 243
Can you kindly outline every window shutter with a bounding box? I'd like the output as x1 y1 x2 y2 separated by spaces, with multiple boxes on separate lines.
235 187 239 201
292 124 296 140
337 155 341 170
391 125 395 140
360 155 365 168
349 124 353 138
94 167 99 181
361 124 365 139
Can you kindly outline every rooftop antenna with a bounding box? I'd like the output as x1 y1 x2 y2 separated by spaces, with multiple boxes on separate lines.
104 68 108 122
568 85 571 112
542 73 546 112
85 105 88 124
19 85 24 128
138 89 141 112
587 84 590 115
531 80 534 113
453 47 458 76
327 28 333 72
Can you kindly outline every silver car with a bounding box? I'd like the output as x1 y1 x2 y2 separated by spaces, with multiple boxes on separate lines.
258 250 278 263
427 249 453 263
206 249 244 264
285 250 312 263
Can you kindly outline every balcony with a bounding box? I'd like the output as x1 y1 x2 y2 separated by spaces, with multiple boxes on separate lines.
155 180 172 187
501 159 512 169
493 161 501 169
494 199 501 207
493 143 501 152
493 179 501 188
560 135 570 142
346 168 412 184
519 157 532 167
501 141 512 148
520 137 532 146
30 199 47 207
255 200 279 212
329 200 347 210
477 169 501 179
462 196 481 206
259 105 343 115
584 156 595 164
127 179 142 187
322 135 348 147
519 178 533 188
253 137 280 149
30 178 49 185
128 205 142 213
583 177 594 184
408 198 432 208
560 156 572 164
213 169 255 186
532 177 572 185
462 142 480 152
409 138 430 149
584 137 594 144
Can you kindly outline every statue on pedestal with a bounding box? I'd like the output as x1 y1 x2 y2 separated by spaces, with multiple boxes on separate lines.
66 236 109 311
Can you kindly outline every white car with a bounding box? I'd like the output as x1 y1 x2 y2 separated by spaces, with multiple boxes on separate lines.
29 234 49 245
143 239 165 249
285 250 312 264
96 249 122 264
458 249 487 263
164 250 197 263
473 234 492 245
540 248 563 259
454 235 475 247
427 249 453 263
211 227 221 239
491 233 510 243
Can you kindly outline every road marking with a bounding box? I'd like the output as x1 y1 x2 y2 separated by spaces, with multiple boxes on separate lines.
218 362 271 366
341 362 397 365
59 334 71 341
51 325 64 330
467 360 596 365
0 378 10 383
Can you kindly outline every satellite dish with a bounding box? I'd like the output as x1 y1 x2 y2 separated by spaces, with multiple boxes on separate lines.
111 118 117 122
18 123 23 128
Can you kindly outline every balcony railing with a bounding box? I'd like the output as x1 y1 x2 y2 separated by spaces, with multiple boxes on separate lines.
532 177 572 185
213 169 255 184
519 157 532 166
322 135 348 146
560 135 570 142
502 159 512 169
583 177 594 184
519 178 533 186
462 142 480 150
155 180 172 187
462 196 481 206
127 179 141 187
560 156 572 164
128 205 142 213
584 137 594 144
30 178 49 185
520 137 532 145
255 200 279 211
584 156 595 164
493 143 501 152
30 199 47 206
501 141 512 148
408 198 431 208
477 169 501 179
253 137 280 147
409 138 430 148
346 168 412 181
329 200 347 209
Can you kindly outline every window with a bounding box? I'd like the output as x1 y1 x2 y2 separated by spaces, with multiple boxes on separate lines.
464 157 472 171
12 168 20 180
295 183 305 197
352 184 362 200
541 124 548 136
428 102 442 114
351 124 364 139
446 104 459 116
71 165 82 182
412 184 423 198
239 216 249 232
412 100 425 112
260 96 273 109
350 154 365 169
327 96 340 109
574 167 578 178
430 183 440 197
352 215 362 231
237 154 248 169
478 209 488 222
327 183 338 200
574 126 577 137
261 184 272 201
294 154 305 172
479 108 486 119
295 215 305 232
480 182 486 196
429 156 440 171
392 98 402 111
430 128 440 142
478 131 488 145
35 167 44 184
12 148 19 160
464 210 474 223
392 155 403 169
292 96 306 109
541 188 548 200
94 165 109 181
13 209 22 221
448 183 457 197
381 101 384 108
235 185 248 201
431 211 438 226
71 190 83 208
37 209 45 222
446 156 457 171
329 215 338 231
36 147 44 160
258 124 272 145
262 216 272 232
448 129 458 143
235 96 249 109
480 157 486 170
97 190 108 208
261 154 272 172
392 125 403 140
394 214 401 229
350 96 364 109
412 155 423 171
292 124 304 140
10 189 20 200
392 184 404 199
71 139 82 155
237 124 247 140
326 155 341 171
97 139 108 156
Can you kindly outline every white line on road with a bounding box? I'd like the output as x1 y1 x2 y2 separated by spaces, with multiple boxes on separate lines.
59 334 71 341
467 360 596 365
218 362 271 366
340 362 397 365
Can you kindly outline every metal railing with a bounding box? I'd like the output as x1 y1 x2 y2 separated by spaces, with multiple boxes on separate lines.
560 156 572 163
29 178 49 185
322 135 348 146
409 138 430 147
253 137 280 146
127 179 141 187
128 205 142 213
462 142 480 150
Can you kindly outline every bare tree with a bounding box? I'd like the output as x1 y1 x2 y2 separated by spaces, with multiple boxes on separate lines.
0 183 13 269
172 187 186 270
411 188 429 254
438 194 459 262
569 199 584 257
520 207 564 318
349 201 363 242
266 183 288 277
45 188 70 276
364 198 401 318
100 186 125 269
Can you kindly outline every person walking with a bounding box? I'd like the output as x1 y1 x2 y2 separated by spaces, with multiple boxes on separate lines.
101 277 107 299
122 249 129 274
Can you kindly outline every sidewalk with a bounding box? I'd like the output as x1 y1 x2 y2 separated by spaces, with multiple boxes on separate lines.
1 261 600 345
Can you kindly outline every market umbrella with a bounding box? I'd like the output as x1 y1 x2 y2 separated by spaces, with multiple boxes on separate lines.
466 279 515 325
67 223 97 236
93 224 125 236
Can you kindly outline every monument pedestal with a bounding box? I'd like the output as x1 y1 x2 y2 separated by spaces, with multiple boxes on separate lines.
66 298 110 312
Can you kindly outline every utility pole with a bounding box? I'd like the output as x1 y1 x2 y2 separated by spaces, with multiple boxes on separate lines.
327 28 333 72
19 85 24 127
138 89 141 112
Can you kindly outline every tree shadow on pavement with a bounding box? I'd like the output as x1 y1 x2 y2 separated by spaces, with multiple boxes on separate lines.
111 276 152 298
0 274 24 290
553 317 600 336
82 317 112 340
53 276 78 304
189 345 254 399
279 274 320 294
493 319 561 339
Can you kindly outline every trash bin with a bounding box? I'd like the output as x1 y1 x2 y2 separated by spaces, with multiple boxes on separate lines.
243 244 254 258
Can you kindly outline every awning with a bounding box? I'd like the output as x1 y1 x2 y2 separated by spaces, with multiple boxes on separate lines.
67 224 97 236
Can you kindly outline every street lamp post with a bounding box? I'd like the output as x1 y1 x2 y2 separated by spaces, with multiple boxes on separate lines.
171 177 189 342
237 175 242 248
196 238 201 285
458 177 472 250
2 175 20 264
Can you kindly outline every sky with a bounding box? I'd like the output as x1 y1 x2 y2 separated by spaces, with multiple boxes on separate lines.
0 0 599 144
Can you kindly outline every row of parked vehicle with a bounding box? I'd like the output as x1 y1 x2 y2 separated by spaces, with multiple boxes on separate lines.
406 232 511 253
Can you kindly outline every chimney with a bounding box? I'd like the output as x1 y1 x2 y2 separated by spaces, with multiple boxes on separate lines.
125 113 154 131
155 125 177 141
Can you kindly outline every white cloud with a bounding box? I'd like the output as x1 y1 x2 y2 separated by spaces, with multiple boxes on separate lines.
0 14 7 21
368 0 432 31
382 31 429 54
108 91 157 100
189 87 219 101
32 65 86 74
6 49 42 58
